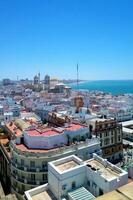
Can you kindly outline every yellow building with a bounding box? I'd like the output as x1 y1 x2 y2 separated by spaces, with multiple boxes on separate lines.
88 118 123 163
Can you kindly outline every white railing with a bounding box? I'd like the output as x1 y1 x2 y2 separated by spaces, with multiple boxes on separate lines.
10 138 100 158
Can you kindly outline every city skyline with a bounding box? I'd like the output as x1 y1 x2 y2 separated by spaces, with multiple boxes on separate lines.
0 0 133 80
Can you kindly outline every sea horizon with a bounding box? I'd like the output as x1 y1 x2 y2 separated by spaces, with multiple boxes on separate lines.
70 80 133 95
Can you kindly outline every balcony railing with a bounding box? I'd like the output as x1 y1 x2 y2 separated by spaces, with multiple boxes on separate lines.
12 184 24 195
12 172 47 186
10 138 100 158
11 161 47 173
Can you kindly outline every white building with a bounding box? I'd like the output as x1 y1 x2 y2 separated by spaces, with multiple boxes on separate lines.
25 154 128 200
10 123 101 199
122 120 133 141
4 112 13 123
68 106 97 123
85 154 128 196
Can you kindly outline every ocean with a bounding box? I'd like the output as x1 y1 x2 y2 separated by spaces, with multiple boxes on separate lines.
71 80 133 95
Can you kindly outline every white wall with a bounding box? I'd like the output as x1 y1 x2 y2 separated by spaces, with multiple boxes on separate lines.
48 163 86 200
24 132 68 149
86 165 128 197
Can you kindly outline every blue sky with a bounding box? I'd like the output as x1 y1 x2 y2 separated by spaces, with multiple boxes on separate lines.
0 0 133 80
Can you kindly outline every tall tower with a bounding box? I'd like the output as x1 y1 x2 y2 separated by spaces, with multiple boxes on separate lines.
77 63 79 90
44 75 50 90
38 72 40 82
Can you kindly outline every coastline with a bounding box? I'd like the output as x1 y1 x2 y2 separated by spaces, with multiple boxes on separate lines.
70 80 133 95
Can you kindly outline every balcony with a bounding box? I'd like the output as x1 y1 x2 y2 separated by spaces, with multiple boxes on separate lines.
10 138 100 158
12 184 24 195
11 161 47 173
12 172 47 186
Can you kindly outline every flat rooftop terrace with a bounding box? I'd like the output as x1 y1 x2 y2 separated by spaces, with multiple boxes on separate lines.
122 120 133 127
6 123 22 137
27 123 87 137
32 189 57 200
86 159 121 180
15 143 61 153
118 182 133 199
96 182 133 200
27 129 62 137
55 160 79 172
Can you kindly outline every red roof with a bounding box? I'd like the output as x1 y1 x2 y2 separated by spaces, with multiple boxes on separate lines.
66 123 86 131
16 143 61 153
27 123 87 136
27 129 61 137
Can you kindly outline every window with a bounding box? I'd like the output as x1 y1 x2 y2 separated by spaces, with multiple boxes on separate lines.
31 174 35 181
111 137 114 144
104 132 108 137
104 138 110 145
42 174 47 181
87 180 90 187
62 184 67 190
15 158 17 164
99 125 102 129
118 135 121 142
42 162 47 171
30 161 35 168
72 181 76 189
21 159 24 166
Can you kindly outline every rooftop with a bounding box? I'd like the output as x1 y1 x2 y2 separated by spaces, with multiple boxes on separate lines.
96 190 129 200
89 118 115 123
96 182 133 200
118 182 133 199
11 137 100 154
123 127 133 134
6 122 22 137
66 123 87 131
86 156 122 181
27 129 61 137
55 160 79 172
15 119 30 130
121 120 133 127
15 143 60 153
32 189 57 200
26 123 86 137
0 138 11 159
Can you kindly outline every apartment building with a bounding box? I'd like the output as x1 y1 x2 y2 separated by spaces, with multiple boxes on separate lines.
10 123 101 199
25 154 128 200
88 118 123 163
